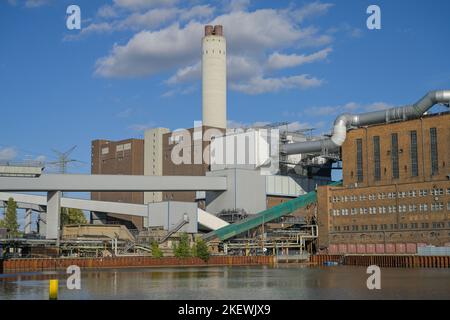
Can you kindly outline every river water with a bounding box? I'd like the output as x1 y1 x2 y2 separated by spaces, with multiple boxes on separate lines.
0 265 449 300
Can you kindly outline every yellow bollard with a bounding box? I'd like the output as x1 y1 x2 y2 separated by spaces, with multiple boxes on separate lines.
49 279 58 300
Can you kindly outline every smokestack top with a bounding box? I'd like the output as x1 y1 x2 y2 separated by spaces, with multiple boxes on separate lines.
204 25 223 36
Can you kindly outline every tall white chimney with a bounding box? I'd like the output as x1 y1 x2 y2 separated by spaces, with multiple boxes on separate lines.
202 25 227 129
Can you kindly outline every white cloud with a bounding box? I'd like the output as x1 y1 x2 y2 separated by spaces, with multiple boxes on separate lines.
305 101 394 116
95 7 331 74
227 120 321 132
0 147 17 161
81 5 213 38
179 5 214 21
168 55 261 86
25 0 51 8
95 8 309 78
162 85 197 97
286 121 317 131
364 102 393 111
116 107 134 118
227 120 271 129
35 155 46 162
117 8 179 30
266 47 332 69
94 3 336 95
95 22 203 78
82 22 114 34
231 74 323 95
212 9 305 55
128 122 155 132
296 28 333 48
290 1 334 22
113 0 179 10
166 62 201 84
350 28 363 38
64 22 114 41
227 55 262 82
227 120 247 128
226 0 251 12
97 5 118 19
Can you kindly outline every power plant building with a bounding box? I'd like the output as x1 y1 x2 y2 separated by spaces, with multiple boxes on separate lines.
91 138 145 229
317 112 450 253
86 22 449 257
144 127 170 204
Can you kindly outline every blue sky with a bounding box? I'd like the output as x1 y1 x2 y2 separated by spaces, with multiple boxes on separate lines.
1 0 449 172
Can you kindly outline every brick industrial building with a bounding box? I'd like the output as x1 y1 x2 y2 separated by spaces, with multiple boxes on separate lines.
162 126 224 203
89 126 220 229
91 138 145 229
317 112 450 253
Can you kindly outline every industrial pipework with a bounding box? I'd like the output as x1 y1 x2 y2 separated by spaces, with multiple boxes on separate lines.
282 90 450 155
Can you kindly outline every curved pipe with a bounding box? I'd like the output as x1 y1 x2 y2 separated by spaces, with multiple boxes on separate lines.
282 90 450 155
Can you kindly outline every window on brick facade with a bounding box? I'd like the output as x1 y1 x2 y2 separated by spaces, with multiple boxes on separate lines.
356 138 363 182
430 128 439 175
391 133 399 179
373 136 381 180
410 130 419 177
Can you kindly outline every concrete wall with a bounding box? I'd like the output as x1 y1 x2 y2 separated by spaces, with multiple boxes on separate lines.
146 201 198 233
210 129 279 175
265 175 305 197
62 224 135 241
144 127 170 204
206 168 266 215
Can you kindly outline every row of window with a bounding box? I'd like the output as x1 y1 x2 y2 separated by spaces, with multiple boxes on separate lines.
356 128 440 181
330 202 449 216
203 49 226 55
333 221 450 232
330 188 449 203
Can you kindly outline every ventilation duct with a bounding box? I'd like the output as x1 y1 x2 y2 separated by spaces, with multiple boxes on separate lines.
282 90 450 155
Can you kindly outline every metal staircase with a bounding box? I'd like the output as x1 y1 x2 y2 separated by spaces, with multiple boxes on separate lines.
159 213 189 244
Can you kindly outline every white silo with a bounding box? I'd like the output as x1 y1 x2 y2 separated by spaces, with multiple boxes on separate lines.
202 25 227 129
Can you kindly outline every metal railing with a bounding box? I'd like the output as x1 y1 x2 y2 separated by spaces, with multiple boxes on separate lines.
0 160 45 168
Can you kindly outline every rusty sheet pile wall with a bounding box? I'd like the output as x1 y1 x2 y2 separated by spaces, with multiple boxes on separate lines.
310 254 450 268
1 255 274 273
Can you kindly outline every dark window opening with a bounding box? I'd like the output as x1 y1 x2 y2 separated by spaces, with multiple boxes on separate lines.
391 133 399 179
356 139 363 182
373 136 381 181
430 128 439 175
410 130 419 177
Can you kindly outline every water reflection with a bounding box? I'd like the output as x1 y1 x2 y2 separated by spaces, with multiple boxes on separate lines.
1 265 449 300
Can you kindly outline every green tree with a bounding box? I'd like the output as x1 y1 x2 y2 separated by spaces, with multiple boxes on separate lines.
193 238 210 262
61 208 87 226
2 198 19 238
173 233 191 258
151 240 163 258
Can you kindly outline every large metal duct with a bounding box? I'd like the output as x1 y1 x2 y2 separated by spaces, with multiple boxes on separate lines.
282 90 450 155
